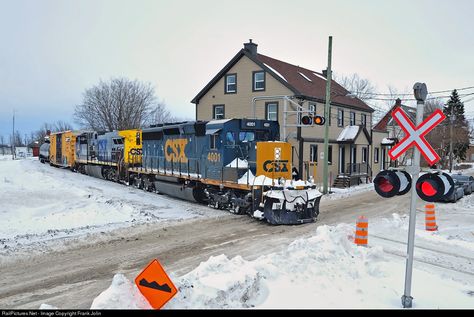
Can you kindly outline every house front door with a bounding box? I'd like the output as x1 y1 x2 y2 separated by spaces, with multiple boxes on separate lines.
338 145 345 174
350 145 357 173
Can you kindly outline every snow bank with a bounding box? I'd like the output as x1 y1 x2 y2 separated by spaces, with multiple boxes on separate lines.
90 213 474 309
91 274 152 309
0 158 223 259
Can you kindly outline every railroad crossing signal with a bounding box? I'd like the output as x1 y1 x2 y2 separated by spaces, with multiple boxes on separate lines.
416 172 454 202
300 115 326 126
388 107 446 165
374 170 455 202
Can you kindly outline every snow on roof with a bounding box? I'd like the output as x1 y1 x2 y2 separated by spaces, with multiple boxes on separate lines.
298 72 312 82
207 119 232 125
264 63 287 82
313 72 327 81
382 137 395 145
337 126 360 142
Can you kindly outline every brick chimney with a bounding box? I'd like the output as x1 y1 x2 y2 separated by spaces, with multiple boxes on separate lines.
322 69 327 77
244 39 258 56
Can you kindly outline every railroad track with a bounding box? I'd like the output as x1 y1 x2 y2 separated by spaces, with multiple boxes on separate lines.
370 234 474 277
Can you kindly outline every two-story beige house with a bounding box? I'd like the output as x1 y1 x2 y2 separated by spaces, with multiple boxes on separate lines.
192 40 388 187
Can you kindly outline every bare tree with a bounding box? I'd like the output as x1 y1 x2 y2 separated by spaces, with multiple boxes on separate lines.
33 121 73 144
146 101 179 125
0 135 4 155
74 78 158 131
334 73 377 101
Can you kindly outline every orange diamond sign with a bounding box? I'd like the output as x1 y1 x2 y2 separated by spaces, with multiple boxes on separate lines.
135 259 178 309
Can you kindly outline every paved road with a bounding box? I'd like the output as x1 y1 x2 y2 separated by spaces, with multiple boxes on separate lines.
0 186 420 309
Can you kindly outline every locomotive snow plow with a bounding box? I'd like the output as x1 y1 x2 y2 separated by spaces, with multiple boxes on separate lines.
247 141 322 225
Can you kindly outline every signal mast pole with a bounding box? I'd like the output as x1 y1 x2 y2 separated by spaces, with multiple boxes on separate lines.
401 82 427 308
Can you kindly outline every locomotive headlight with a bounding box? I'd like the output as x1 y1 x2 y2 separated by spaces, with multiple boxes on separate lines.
278 177 285 186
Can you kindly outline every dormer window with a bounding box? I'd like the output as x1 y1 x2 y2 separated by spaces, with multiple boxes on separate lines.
253 71 265 91
225 74 237 94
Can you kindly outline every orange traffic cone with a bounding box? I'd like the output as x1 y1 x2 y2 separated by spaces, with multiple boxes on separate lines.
355 215 368 246
425 204 438 231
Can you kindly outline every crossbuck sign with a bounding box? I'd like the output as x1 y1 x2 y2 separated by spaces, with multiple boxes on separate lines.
388 107 446 165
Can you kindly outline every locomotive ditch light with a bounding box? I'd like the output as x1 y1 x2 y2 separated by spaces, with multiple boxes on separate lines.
313 116 326 125
301 115 313 125
416 172 454 202
374 170 411 198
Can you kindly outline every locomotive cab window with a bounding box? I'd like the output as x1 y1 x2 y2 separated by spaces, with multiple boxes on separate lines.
239 131 255 142
210 134 219 149
226 132 235 145
256 130 270 141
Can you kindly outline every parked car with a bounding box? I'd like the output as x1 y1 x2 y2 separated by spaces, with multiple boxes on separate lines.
451 174 474 195
438 179 465 203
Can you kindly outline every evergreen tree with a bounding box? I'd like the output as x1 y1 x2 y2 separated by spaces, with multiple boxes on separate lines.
443 89 466 122
443 89 470 162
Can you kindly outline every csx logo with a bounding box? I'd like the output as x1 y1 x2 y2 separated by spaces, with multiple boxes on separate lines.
263 160 289 172
165 139 188 163
129 148 142 155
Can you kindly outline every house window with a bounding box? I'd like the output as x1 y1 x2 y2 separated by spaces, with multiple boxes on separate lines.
310 144 318 162
210 134 218 149
337 109 344 127
328 145 333 165
265 102 278 121
362 147 368 163
361 113 367 127
308 103 316 116
350 112 356 125
225 74 237 94
328 107 331 126
374 147 379 163
213 105 225 120
253 71 265 91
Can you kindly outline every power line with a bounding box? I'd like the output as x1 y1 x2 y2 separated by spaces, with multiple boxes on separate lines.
350 85 474 98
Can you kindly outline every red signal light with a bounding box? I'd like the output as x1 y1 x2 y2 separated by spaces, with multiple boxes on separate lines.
301 115 313 125
374 170 411 198
416 172 454 202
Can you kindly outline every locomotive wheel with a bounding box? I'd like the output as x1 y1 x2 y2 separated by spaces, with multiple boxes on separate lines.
229 204 245 215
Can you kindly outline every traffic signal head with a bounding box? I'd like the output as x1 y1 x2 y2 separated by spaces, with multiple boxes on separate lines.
301 115 313 125
300 115 325 126
313 115 326 125
416 172 454 202
374 170 411 198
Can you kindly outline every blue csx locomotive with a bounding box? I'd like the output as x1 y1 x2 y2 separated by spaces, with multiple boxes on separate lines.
49 118 322 225
127 118 322 225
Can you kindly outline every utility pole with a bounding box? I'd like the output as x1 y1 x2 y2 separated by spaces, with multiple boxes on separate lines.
449 106 454 173
12 110 15 160
322 36 332 194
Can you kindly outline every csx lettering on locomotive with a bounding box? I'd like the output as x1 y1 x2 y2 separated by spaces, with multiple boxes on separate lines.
263 160 289 172
165 139 188 163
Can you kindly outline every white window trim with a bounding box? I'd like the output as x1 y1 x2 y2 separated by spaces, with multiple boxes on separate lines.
254 71 265 91
225 74 236 93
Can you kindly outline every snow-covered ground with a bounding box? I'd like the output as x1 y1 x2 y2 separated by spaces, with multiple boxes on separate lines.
0 157 224 259
85 189 474 309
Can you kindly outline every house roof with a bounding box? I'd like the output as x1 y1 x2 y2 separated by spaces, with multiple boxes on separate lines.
336 125 372 144
191 46 374 113
373 99 416 132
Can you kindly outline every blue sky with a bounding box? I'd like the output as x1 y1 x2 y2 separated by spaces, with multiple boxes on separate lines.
1 0 473 141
